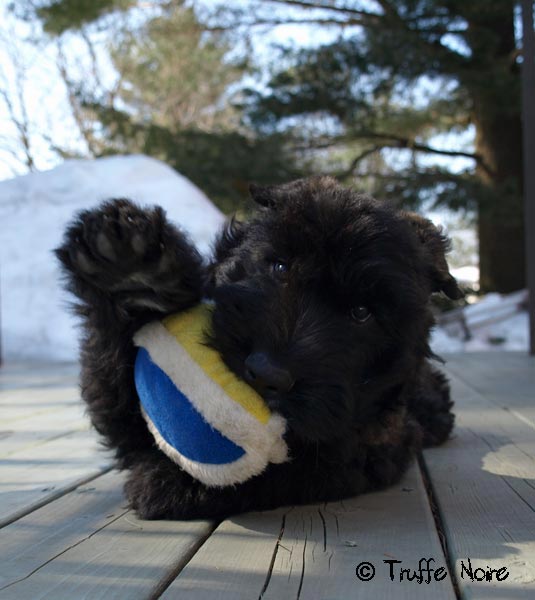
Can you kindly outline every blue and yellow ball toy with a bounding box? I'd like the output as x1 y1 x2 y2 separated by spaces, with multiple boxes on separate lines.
133 304 288 488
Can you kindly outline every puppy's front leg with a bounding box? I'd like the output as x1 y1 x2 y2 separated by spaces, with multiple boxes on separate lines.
55 199 204 463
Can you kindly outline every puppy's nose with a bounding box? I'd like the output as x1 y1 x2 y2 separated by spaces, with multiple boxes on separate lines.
244 352 294 394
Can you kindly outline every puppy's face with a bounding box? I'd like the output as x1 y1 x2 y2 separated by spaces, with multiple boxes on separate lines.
208 177 460 443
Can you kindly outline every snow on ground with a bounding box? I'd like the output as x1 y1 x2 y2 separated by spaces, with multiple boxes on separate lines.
449 265 479 287
462 311 529 352
0 155 225 362
429 327 466 354
431 290 529 354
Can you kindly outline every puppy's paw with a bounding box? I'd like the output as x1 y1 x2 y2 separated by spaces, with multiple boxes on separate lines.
56 199 168 288
124 457 227 520
408 366 455 448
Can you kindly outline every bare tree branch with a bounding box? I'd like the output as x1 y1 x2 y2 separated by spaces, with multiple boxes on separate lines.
337 145 384 179
204 17 365 30
259 0 468 55
56 40 100 157
0 42 36 171
375 0 397 18
80 27 103 91
292 131 485 169
260 0 464 33
264 0 382 21
344 131 491 173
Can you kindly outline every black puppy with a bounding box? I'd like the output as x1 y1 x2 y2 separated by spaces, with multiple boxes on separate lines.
56 176 460 520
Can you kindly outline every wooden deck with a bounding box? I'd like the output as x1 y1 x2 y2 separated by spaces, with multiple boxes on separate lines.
1 353 534 599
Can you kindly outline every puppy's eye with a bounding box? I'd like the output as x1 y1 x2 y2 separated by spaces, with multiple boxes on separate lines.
271 261 288 276
350 306 371 323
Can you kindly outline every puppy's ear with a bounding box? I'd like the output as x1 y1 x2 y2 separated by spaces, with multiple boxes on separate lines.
402 211 463 300
249 183 277 208
249 176 341 209
205 217 248 294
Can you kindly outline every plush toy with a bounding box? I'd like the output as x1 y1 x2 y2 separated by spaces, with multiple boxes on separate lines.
133 304 288 488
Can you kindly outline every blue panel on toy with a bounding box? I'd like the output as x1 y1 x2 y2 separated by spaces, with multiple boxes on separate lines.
134 348 245 464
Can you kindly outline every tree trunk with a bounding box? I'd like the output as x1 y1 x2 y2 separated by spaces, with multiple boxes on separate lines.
466 3 525 292
474 112 525 293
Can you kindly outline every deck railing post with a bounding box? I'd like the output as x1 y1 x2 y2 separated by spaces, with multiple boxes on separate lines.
521 0 535 355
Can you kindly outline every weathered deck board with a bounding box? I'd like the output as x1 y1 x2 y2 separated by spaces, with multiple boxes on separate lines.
162 462 456 599
0 402 88 458
0 470 128 590
0 366 87 458
423 360 535 599
444 352 535 423
0 363 113 527
0 385 82 435
0 362 80 391
0 470 215 600
0 428 112 527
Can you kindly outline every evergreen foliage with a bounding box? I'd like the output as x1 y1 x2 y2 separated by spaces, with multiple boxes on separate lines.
243 0 525 291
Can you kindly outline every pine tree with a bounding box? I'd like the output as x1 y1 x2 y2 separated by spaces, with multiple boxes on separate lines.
244 0 526 292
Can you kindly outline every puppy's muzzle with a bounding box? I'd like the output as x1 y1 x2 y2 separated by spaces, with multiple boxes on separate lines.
244 352 295 395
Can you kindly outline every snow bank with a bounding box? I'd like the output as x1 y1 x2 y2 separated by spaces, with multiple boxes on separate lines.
0 155 225 362
429 327 465 354
449 265 479 287
431 290 529 354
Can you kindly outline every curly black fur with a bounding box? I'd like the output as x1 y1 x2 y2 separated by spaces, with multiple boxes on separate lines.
55 177 459 520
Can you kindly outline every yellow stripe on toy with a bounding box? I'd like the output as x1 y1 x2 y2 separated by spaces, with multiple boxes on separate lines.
162 305 270 424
